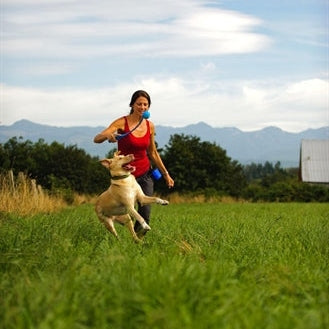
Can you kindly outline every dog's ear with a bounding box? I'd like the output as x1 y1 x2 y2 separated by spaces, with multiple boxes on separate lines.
114 150 121 157
100 159 112 168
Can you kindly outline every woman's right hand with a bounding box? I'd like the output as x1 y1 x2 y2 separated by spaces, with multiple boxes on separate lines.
107 133 118 143
94 118 124 143
94 132 117 143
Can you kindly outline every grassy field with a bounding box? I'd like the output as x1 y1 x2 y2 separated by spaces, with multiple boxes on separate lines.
1 202 328 329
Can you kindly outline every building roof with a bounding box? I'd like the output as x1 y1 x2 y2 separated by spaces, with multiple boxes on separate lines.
300 139 329 183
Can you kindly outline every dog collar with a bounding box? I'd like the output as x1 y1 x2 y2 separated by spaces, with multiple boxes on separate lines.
111 174 130 180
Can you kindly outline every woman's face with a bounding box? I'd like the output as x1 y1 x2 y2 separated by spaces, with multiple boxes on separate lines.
132 96 149 116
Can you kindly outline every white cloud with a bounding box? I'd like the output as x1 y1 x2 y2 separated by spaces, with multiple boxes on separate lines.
1 1 270 59
1 77 328 132
1 1 327 133
284 79 328 107
15 63 77 76
200 62 216 72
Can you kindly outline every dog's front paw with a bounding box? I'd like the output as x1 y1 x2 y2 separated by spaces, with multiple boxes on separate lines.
159 199 169 206
142 222 151 231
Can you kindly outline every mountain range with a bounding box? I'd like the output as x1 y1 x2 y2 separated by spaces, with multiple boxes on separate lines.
1 119 328 167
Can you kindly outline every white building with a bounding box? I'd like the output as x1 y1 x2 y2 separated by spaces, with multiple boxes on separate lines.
299 139 329 185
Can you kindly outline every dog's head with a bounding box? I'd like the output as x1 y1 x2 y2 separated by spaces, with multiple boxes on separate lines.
100 151 135 177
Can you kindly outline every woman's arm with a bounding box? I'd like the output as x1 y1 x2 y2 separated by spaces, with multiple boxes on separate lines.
93 117 125 143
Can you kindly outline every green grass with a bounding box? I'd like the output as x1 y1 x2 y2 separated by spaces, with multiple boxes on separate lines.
1 203 328 329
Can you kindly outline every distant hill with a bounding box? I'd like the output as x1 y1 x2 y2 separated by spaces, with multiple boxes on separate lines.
1 119 328 167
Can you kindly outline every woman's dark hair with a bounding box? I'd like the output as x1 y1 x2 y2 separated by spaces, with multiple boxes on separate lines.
129 90 151 108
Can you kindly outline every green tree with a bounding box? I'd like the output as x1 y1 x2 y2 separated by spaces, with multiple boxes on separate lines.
0 137 109 195
0 137 36 174
158 134 247 196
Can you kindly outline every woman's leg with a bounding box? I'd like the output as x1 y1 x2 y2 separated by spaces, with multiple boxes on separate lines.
134 173 154 234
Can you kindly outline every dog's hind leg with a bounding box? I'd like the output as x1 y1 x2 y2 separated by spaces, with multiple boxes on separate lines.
103 217 119 239
115 214 141 243
98 215 119 239
95 204 119 239
96 213 119 239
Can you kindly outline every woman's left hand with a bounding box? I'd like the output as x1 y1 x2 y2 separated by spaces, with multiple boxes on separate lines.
164 173 174 189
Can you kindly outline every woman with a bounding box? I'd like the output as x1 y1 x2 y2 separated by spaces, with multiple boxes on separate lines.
94 90 174 237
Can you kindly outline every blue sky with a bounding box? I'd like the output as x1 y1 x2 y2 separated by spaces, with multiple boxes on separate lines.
0 0 328 132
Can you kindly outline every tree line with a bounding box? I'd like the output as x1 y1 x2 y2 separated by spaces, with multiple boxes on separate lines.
1 135 328 202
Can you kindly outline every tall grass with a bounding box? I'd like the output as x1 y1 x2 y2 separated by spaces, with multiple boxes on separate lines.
0 171 67 215
1 202 328 329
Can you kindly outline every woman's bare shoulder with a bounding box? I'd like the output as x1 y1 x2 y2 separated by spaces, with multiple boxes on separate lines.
109 116 126 128
148 120 155 133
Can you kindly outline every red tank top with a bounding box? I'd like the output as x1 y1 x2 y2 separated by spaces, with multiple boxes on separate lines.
118 116 151 178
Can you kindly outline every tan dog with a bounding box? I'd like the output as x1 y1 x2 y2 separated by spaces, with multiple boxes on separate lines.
95 151 169 242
